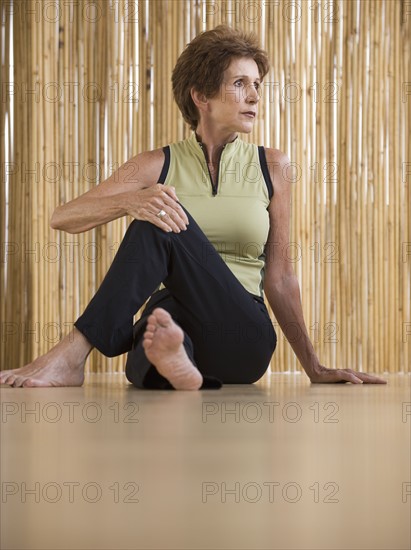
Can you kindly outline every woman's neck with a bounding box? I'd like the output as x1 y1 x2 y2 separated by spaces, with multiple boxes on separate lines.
194 125 238 165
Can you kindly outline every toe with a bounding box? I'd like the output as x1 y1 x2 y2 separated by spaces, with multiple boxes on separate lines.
0 370 12 380
143 332 153 342
152 307 172 326
11 376 24 387
142 338 152 351
145 321 156 333
23 378 48 387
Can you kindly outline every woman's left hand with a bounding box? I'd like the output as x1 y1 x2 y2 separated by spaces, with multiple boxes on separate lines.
309 365 387 384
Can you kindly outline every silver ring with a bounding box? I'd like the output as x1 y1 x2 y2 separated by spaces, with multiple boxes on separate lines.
156 209 166 218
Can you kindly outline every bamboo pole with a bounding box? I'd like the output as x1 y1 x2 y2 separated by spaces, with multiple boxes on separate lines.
392 0 401 373
377 1 385 373
359 0 368 372
338 0 348 375
368 0 375 371
319 3 326 367
31 4 40 364
350 1 359 371
386 0 395 374
401 0 411 372
308 12 315 368
59 0 66 344
371 1 384 376
0 1 8 368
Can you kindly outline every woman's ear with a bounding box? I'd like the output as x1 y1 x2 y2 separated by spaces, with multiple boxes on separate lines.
190 87 209 113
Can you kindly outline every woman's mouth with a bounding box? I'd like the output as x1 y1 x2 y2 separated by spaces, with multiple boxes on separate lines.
241 111 256 118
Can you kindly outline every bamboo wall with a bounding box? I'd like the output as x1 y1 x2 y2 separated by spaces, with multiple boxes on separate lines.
1 0 410 375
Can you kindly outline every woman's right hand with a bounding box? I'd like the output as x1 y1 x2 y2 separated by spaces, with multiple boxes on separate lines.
50 150 186 234
126 184 189 233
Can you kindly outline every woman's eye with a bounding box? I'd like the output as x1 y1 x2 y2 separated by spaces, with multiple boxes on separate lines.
233 80 260 91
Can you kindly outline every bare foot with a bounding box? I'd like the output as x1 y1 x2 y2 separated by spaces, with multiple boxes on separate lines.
142 308 203 390
0 328 92 388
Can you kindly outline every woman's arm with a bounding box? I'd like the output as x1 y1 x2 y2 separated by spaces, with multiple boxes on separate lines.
263 148 320 377
263 148 386 384
50 148 186 234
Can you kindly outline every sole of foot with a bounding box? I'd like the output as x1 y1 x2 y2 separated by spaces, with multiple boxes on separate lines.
142 307 203 391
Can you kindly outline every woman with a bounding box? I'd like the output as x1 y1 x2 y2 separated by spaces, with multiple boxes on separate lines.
0 26 386 389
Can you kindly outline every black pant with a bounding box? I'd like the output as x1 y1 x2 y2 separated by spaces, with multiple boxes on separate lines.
74 206 277 389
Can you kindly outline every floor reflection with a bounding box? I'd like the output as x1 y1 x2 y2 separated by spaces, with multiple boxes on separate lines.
1 373 410 549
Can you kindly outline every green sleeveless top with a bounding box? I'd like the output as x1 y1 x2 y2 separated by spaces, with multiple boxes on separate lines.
156 132 273 298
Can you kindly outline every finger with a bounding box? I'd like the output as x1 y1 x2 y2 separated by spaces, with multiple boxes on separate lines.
162 188 190 225
158 203 187 231
342 368 387 384
152 205 187 232
143 204 181 233
163 194 189 227
335 370 363 384
152 210 183 233
323 368 362 384
347 371 387 384
150 185 189 226
135 208 173 233
163 185 180 203
367 376 387 384
151 214 175 233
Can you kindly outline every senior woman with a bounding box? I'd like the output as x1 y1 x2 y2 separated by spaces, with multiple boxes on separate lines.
0 26 386 389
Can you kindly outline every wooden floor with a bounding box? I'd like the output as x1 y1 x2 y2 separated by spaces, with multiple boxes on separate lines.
1 372 410 550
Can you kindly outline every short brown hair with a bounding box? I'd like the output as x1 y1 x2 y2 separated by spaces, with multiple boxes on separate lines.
172 25 270 130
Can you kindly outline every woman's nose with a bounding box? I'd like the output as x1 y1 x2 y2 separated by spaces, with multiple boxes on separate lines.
246 84 260 103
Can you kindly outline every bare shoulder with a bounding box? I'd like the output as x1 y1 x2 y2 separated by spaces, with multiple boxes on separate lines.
263 147 291 173
127 147 166 186
263 146 287 162
82 147 166 200
262 147 292 196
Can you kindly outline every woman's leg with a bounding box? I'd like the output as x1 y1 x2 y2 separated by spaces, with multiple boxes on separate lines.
69 203 276 389
1 205 276 388
73 206 276 362
125 290 225 389
0 326 93 387
126 288 276 389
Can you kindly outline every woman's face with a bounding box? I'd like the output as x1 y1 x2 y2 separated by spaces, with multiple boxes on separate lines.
201 56 261 134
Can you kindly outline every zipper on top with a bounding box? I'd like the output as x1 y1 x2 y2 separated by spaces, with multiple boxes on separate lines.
198 142 226 196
